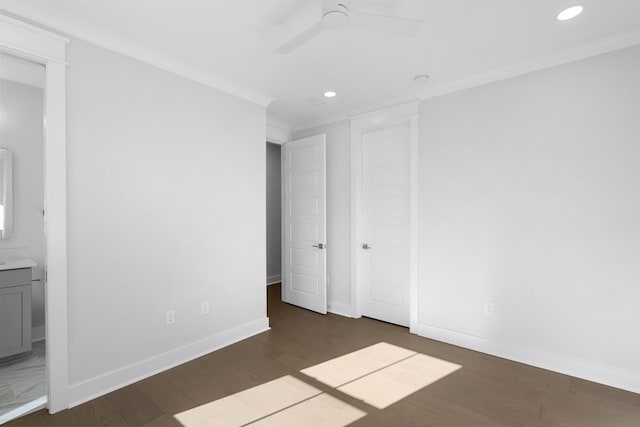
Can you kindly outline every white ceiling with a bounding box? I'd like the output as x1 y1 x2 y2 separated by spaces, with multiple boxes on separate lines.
1 0 640 130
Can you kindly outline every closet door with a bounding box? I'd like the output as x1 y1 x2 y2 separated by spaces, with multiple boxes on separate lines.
361 123 410 326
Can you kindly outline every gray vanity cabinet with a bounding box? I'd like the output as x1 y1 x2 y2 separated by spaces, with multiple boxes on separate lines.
0 267 32 359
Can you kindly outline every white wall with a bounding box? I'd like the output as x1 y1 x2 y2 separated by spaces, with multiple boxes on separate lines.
266 142 281 284
417 45 640 391
292 45 640 392
65 39 268 401
0 77 46 339
293 121 351 315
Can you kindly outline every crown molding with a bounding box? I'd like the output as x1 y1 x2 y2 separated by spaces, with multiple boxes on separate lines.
0 14 69 43
4 4 639 123
266 116 293 131
0 7 273 108
293 29 640 133
417 28 640 101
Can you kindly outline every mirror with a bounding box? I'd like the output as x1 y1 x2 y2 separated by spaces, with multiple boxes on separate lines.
0 148 13 239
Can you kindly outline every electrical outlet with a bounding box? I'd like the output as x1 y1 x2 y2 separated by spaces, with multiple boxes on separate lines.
166 309 175 325
201 300 210 315
484 302 495 316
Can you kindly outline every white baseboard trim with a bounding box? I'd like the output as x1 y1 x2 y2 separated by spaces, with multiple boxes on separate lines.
266 275 281 286
0 395 47 425
411 322 640 394
327 301 355 318
32 325 45 343
67 317 270 408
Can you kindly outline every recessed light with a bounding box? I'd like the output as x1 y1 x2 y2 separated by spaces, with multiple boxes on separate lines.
557 5 584 21
323 91 337 98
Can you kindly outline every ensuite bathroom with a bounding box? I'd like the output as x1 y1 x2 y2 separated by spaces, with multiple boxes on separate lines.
0 52 47 424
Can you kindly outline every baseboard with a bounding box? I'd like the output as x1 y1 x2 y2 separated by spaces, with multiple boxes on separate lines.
67 317 270 407
31 325 45 343
0 395 47 425
411 322 640 395
327 301 355 318
266 275 281 286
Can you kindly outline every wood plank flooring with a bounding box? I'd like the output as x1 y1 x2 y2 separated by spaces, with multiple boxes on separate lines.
7 284 640 426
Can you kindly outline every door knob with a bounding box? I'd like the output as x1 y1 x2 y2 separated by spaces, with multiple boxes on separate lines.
312 243 325 249
362 243 371 250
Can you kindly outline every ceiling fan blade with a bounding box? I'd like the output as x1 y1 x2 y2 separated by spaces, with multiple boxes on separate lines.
276 22 326 53
351 12 423 37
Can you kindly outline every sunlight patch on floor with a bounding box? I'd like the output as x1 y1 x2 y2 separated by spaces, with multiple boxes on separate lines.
174 342 462 426
337 353 462 409
173 375 320 427
247 393 366 427
301 342 416 387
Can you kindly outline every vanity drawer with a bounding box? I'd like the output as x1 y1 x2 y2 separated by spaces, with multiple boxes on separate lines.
0 268 32 288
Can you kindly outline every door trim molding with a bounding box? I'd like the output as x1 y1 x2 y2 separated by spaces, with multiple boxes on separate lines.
266 122 292 145
349 101 419 326
350 101 420 131
0 14 70 413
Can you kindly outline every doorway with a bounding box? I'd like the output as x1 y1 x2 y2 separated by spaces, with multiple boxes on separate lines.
266 142 282 286
1 15 69 414
0 52 47 424
350 102 419 329
360 122 411 326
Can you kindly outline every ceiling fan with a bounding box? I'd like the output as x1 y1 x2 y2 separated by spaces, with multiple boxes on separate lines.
276 0 424 54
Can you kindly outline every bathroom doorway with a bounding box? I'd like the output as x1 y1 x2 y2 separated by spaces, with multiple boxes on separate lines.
266 142 282 287
0 52 47 424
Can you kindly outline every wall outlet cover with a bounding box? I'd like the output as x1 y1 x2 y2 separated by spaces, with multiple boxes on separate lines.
166 310 175 325
201 300 210 315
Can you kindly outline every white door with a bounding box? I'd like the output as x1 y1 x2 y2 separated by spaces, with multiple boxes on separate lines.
282 134 327 314
361 123 410 326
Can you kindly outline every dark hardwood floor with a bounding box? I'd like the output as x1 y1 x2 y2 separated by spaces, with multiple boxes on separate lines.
8 284 640 426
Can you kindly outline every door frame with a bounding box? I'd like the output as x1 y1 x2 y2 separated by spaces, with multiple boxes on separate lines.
349 101 419 329
266 121 291 290
0 15 70 412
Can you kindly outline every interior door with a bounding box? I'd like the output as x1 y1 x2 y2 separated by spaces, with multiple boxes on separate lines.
282 134 327 314
361 123 410 326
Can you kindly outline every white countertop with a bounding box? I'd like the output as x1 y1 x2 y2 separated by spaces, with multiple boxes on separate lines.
0 258 37 271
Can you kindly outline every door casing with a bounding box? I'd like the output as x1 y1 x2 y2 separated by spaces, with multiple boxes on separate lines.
0 15 70 413
350 101 419 330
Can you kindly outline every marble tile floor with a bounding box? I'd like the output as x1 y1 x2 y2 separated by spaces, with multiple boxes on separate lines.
0 341 46 425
